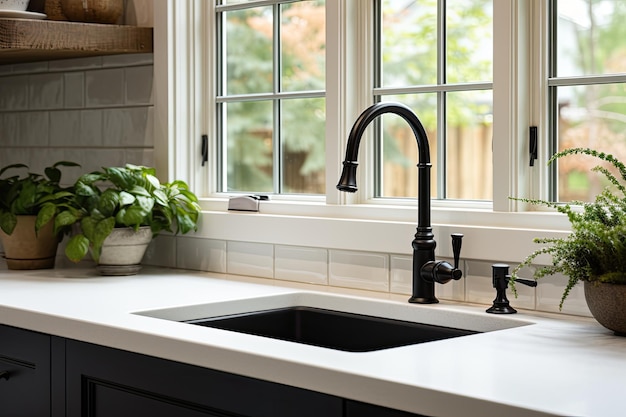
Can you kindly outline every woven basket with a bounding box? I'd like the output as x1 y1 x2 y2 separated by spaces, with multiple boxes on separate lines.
60 0 123 24
44 0 67 20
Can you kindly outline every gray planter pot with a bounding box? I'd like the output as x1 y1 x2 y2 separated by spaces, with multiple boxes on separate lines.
96 226 153 276
584 281 626 336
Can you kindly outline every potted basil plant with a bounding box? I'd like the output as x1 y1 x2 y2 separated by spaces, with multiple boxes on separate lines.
64 164 200 275
0 161 80 269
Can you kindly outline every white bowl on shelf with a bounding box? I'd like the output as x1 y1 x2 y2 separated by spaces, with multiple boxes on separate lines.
0 0 29 11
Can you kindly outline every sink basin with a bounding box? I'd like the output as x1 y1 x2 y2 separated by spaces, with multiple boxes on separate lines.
184 306 478 352
135 291 531 352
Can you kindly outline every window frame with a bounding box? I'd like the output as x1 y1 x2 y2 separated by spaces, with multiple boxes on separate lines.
153 0 574 266
214 1 327 194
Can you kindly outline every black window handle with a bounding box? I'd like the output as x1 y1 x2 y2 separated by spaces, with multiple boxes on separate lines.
0 370 9 381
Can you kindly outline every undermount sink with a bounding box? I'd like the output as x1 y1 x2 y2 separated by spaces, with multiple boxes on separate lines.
184 306 478 352
135 291 531 352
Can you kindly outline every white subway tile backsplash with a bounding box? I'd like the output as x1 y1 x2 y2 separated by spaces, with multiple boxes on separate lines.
80 110 103 146
28 73 64 109
275 245 328 285
176 237 227 273
390 255 412 295
102 107 153 147
11 61 48 74
0 64 12 75
49 110 81 146
536 273 592 317
19 112 49 146
85 68 125 107
64 72 85 108
125 66 153 105
102 53 154 67
123 148 154 167
329 250 389 292
227 241 274 278
48 56 103 71
0 75 28 110
1 113 20 145
143 235 177 268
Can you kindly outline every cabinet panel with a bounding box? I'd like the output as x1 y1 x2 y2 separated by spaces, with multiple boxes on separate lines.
85 378 224 417
66 340 343 417
0 324 51 417
346 400 427 417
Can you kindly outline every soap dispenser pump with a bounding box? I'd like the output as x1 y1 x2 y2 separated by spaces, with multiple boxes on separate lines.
487 263 537 314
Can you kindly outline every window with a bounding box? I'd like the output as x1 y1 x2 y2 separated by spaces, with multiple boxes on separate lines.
165 1 626 219
215 0 493 202
548 0 626 203
375 0 493 201
215 0 326 194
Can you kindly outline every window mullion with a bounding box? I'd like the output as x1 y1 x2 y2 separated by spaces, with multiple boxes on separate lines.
437 0 446 199
274 3 282 193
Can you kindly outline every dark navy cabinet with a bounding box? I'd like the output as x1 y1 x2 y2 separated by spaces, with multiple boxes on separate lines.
0 325 55 417
65 339 343 417
0 324 427 417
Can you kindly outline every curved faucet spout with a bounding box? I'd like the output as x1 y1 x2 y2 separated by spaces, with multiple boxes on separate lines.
337 102 462 304
336 102 432 233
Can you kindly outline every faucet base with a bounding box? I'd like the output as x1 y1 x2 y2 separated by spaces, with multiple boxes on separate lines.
408 296 439 304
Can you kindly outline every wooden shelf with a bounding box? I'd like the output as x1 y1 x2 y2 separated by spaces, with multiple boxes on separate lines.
0 18 153 64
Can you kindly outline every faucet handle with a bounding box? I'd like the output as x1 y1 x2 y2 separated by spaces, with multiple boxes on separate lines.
451 233 463 270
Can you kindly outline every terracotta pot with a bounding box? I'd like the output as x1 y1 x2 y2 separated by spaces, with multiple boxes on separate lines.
584 281 626 336
96 226 152 276
0 215 59 270
60 0 123 24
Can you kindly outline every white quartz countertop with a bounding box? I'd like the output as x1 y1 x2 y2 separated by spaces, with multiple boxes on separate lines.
0 266 623 417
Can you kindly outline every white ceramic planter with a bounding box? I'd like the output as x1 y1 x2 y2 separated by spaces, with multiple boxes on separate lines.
96 226 153 276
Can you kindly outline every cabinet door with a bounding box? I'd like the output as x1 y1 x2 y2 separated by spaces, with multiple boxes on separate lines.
0 324 51 417
66 339 343 417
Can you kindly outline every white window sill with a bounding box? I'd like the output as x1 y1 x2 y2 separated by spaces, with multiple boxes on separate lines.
197 198 570 265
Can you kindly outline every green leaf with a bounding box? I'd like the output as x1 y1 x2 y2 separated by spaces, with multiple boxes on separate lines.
65 234 90 263
118 191 136 207
88 217 116 262
175 209 197 235
36 203 56 233
152 189 168 206
45 166 61 183
0 212 17 235
0 163 27 178
116 196 154 226
80 216 99 241
97 189 120 217
128 185 151 198
146 174 161 189
54 210 78 235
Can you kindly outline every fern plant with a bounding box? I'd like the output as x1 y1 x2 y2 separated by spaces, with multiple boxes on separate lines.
511 148 626 309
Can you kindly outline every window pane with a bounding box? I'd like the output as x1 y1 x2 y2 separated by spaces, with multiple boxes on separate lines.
446 90 493 200
379 94 438 199
226 101 273 192
280 1 326 92
225 7 273 95
555 83 626 202
446 0 493 83
381 0 438 87
282 98 326 193
556 0 626 77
